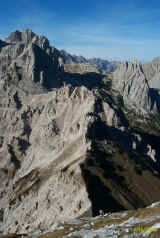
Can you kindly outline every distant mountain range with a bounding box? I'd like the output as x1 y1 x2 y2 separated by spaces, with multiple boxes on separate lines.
60 50 121 72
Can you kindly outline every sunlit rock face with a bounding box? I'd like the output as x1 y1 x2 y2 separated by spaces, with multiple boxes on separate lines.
0 30 160 235
113 59 160 112
0 29 62 92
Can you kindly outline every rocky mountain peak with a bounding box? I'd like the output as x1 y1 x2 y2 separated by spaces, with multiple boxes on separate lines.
32 33 50 50
5 30 22 43
119 60 143 72
5 29 36 44
21 29 36 43
5 29 50 50
0 29 62 92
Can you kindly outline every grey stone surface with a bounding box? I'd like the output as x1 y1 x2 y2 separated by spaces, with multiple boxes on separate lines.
113 59 160 112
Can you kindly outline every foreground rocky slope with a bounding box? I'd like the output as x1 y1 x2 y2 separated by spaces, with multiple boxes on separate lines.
0 30 160 236
26 201 160 237
2 201 160 237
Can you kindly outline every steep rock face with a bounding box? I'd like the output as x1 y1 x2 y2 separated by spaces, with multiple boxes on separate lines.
1 30 160 235
113 59 160 112
144 58 160 112
0 85 95 233
113 62 149 111
0 29 62 93
143 57 160 84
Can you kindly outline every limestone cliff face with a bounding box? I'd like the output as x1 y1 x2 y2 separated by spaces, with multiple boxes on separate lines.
1 30 160 235
0 29 61 92
0 85 95 233
113 59 160 112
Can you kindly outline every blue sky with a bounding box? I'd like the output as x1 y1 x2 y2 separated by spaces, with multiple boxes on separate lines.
1 0 160 62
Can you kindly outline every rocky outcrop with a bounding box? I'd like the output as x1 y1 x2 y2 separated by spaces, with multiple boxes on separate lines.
0 29 62 93
113 59 160 112
5 30 35 44
0 84 95 233
1 30 160 235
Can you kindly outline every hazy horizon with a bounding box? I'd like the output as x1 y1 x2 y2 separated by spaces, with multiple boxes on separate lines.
1 0 160 62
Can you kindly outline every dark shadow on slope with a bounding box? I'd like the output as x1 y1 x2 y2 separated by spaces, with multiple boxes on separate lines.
18 138 30 155
81 136 160 216
7 145 21 169
87 117 160 174
80 140 148 216
31 44 61 89
148 88 160 112
80 97 160 216
58 71 107 90
13 92 22 110
81 165 125 216
0 40 11 49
